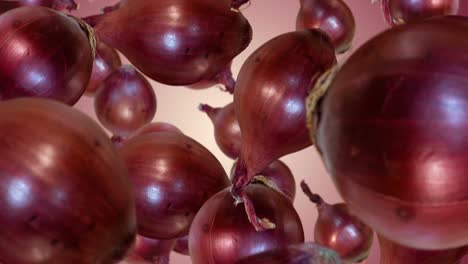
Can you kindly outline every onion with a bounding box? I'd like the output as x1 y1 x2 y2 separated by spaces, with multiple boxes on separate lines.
0 0 77 12
85 0 252 93
199 103 241 159
296 0 356 53
378 235 467 264
232 29 336 230
235 242 342 264
112 122 182 149
189 183 304 264
312 16 468 249
124 235 176 264
94 65 157 138
119 132 230 240
0 6 94 105
301 181 373 263
173 235 189 256
0 98 136 263
86 39 122 95
379 0 459 26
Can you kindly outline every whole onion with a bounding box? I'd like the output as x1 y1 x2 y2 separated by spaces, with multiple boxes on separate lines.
189 183 304 264
173 235 189 256
94 65 157 138
0 98 136 263
0 6 94 105
119 132 230 240
296 0 356 53
235 243 342 264
379 0 459 26
0 0 77 13
86 40 122 95
86 0 252 93
313 16 468 249
232 29 336 230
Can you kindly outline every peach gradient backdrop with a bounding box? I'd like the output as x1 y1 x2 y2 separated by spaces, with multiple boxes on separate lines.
71 1 468 263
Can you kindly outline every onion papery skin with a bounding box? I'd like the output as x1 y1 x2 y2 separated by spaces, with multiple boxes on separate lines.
315 16 468 250
0 98 136 264
0 0 77 13
90 0 252 91
189 184 304 264
86 40 122 95
94 65 157 138
381 0 459 26
119 132 230 240
233 29 336 192
378 235 468 264
0 7 93 105
173 235 189 256
235 242 342 264
296 0 356 53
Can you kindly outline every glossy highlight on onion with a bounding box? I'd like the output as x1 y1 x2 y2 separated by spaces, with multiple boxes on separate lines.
86 39 122 95
0 6 94 105
296 0 356 53
189 183 304 264
0 98 136 263
86 0 252 93
231 29 336 230
0 0 77 13
313 15 468 250
119 132 230 240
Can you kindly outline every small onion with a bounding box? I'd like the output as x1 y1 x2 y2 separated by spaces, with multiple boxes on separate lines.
86 39 122 95
0 0 77 13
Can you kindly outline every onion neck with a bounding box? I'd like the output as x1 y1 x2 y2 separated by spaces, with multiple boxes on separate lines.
300 180 324 206
231 0 250 9
198 104 219 121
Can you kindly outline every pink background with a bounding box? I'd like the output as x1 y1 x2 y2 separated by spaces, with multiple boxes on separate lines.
71 1 468 263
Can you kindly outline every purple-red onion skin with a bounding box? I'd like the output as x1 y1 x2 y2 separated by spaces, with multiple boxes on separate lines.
173 235 189 256
316 16 468 250
131 122 183 137
234 29 336 181
92 0 252 88
382 0 459 26
378 236 468 264
129 235 175 263
0 0 78 13
86 40 122 95
94 65 157 138
296 0 355 53
0 98 136 263
189 184 304 264
119 132 230 240
0 7 93 105
235 243 342 264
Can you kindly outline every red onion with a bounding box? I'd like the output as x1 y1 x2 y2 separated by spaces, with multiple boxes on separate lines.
124 235 176 264
173 235 189 256
112 122 182 149
200 103 241 159
86 39 122 95
312 16 468 249
0 98 136 263
379 0 459 26
296 0 356 53
0 6 94 105
119 132 230 240
189 183 304 264
94 65 157 138
235 242 342 264
232 29 336 230
378 235 468 264
85 0 252 93
0 0 77 12
301 181 373 263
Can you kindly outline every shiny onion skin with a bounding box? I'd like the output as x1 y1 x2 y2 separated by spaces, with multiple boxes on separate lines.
0 7 94 105
232 29 336 230
235 242 342 264
296 0 356 53
125 235 176 264
88 0 252 93
119 132 230 240
86 40 122 95
200 103 241 159
0 98 136 264
173 235 189 256
301 181 373 263
379 0 459 26
378 236 468 264
0 0 77 13
94 65 157 138
189 184 304 264
112 122 183 149
314 16 468 249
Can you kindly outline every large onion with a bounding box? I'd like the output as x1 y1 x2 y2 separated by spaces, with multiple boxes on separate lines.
312 15 468 249
0 98 136 263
